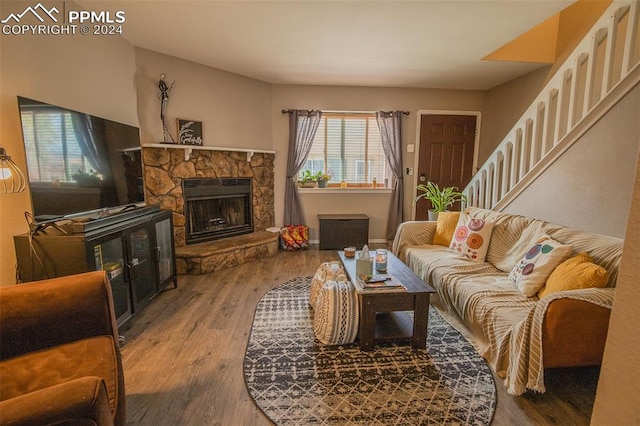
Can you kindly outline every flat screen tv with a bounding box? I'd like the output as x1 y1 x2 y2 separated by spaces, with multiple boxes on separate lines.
17 96 145 224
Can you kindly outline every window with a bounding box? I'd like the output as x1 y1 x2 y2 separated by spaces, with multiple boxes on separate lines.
301 159 324 177
354 160 373 182
302 112 388 185
20 109 90 183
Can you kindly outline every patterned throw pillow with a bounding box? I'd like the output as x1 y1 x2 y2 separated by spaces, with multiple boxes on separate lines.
508 235 573 297
313 279 359 345
309 262 346 308
449 213 495 262
433 211 461 246
537 252 609 298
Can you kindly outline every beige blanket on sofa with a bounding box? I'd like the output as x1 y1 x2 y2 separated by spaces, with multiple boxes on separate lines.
406 246 615 395
505 288 614 395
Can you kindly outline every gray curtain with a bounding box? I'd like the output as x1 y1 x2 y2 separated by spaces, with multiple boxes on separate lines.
284 110 323 225
376 111 404 241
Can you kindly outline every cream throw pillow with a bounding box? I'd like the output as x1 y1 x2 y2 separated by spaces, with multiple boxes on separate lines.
433 212 460 246
449 213 495 262
537 252 609 298
509 235 573 297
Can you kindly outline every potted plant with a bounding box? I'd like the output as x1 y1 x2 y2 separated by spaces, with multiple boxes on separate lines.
71 169 103 188
415 181 467 221
317 172 332 188
298 170 318 188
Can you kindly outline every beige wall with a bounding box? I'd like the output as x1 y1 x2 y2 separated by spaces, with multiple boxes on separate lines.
0 1 138 286
503 83 640 238
0 31 556 282
134 48 272 150
480 65 552 164
297 190 394 243
271 84 486 240
0 6 637 420
591 141 640 425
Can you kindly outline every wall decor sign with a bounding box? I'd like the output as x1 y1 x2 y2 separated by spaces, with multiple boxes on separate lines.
177 119 203 145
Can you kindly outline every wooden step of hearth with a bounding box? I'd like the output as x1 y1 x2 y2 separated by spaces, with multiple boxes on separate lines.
175 231 279 275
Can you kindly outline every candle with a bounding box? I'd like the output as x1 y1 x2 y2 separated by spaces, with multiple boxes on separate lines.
375 249 387 272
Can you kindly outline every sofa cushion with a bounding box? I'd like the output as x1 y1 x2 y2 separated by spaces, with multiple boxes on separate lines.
313 279 359 345
537 252 609 298
438 273 536 373
0 336 119 415
433 212 460 246
449 213 495 262
0 376 113 426
406 245 502 290
508 236 573 297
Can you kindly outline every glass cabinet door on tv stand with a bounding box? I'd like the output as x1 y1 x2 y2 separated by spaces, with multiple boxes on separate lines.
93 235 132 325
153 212 177 290
125 223 158 311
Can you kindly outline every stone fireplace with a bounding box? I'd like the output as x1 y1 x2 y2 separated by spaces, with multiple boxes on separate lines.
183 177 253 244
141 147 277 274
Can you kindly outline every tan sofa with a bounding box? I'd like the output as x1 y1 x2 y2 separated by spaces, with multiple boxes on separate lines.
392 207 621 395
0 271 125 425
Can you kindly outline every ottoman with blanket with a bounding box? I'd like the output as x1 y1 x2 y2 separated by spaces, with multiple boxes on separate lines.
392 207 622 395
310 262 359 345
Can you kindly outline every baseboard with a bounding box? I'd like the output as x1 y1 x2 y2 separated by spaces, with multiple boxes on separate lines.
309 239 388 246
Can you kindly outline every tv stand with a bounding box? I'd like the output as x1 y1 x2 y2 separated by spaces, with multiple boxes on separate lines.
64 205 161 233
14 206 177 327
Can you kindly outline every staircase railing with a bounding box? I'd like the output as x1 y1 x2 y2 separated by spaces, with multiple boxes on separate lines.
464 0 640 210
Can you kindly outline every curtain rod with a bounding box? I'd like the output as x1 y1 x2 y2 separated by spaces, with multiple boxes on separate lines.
281 109 410 115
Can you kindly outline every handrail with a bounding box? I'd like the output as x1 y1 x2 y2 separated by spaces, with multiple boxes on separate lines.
464 0 640 210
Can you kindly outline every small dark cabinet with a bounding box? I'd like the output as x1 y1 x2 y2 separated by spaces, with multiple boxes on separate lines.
14 207 177 327
318 214 370 250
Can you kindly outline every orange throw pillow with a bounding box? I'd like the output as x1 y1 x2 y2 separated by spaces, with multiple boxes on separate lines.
432 212 460 246
537 252 609 298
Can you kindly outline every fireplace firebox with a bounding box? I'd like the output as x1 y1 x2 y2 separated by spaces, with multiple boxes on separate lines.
183 178 253 244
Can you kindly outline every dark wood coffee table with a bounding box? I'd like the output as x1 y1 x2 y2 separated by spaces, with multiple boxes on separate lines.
338 250 436 351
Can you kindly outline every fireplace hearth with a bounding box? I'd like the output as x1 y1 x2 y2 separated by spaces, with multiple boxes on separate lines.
183 178 253 244
143 147 276 274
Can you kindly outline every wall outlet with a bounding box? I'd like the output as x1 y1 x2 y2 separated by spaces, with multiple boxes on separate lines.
406 167 413 175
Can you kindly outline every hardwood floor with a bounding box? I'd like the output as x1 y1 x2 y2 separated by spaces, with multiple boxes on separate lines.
120 248 599 425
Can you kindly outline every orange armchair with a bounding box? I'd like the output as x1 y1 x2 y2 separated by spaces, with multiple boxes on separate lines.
0 271 125 426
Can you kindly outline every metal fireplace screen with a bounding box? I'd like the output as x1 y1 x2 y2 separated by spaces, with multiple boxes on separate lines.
183 178 253 244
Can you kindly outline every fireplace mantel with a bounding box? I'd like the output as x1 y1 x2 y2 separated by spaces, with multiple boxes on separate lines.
143 143 276 162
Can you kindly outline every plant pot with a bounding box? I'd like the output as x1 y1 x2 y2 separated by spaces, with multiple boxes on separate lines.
299 181 317 188
428 210 439 221
317 179 329 188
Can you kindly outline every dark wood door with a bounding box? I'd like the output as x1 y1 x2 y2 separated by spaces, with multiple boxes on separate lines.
415 114 476 220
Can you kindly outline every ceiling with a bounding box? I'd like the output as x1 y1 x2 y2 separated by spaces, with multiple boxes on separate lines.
89 1 576 90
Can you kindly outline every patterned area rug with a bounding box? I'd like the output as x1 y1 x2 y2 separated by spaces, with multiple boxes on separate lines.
243 277 496 425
